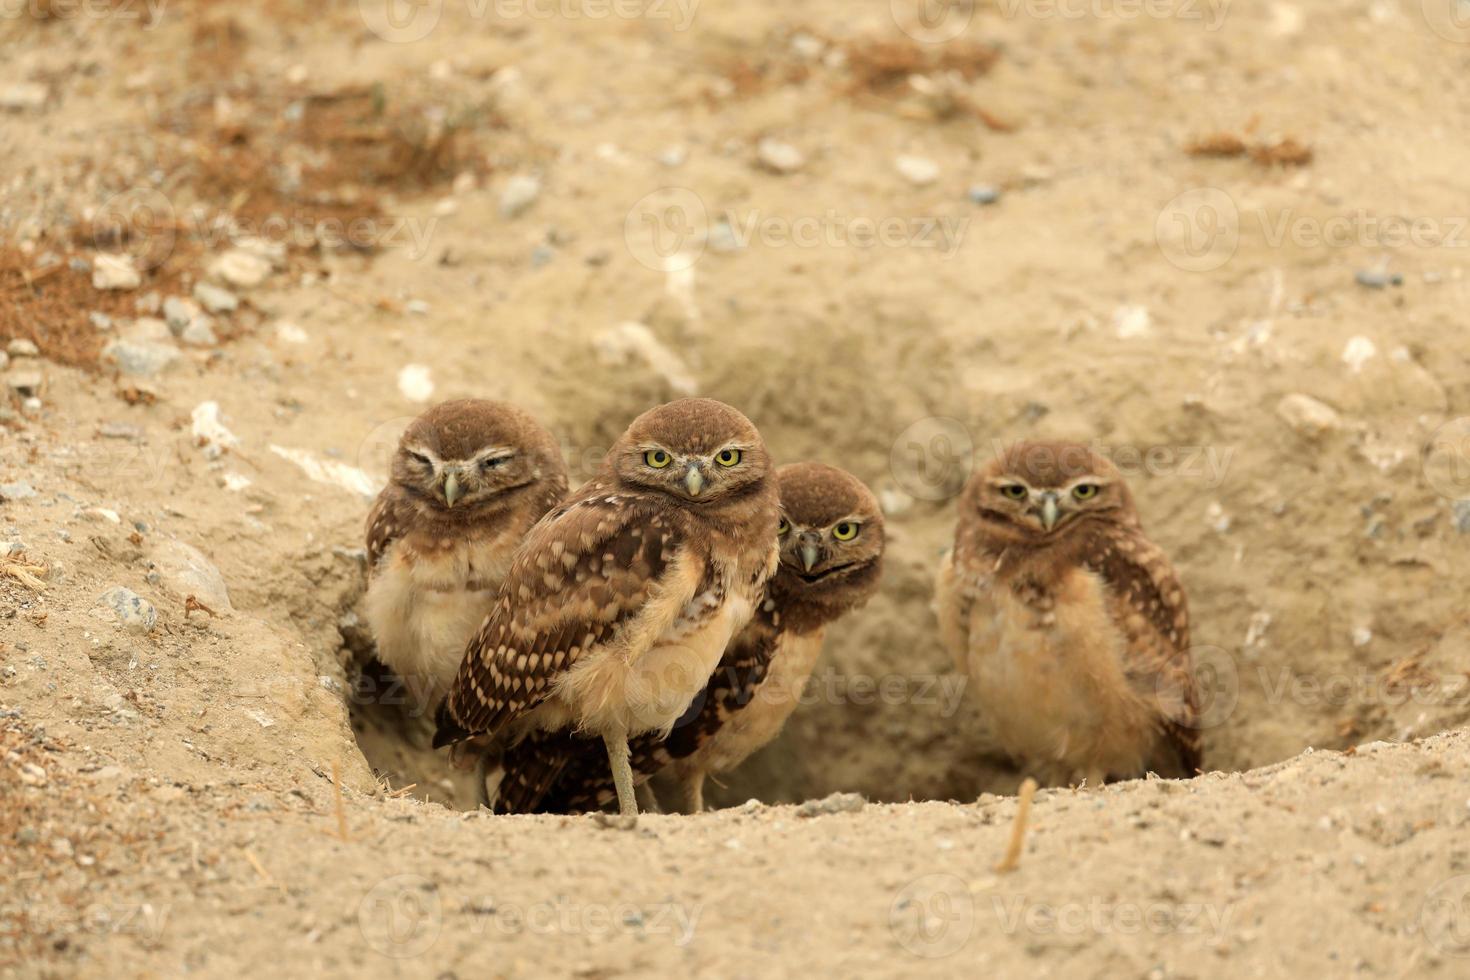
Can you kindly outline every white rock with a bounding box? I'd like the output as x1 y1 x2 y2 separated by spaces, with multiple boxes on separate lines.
756 138 805 174
191 401 240 454
397 364 435 403
275 322 309 344
193 281 239 314
180 318 218 347
896 155 940 186
7 339 39 358
499 174 542 218
1342 336 1378 373
98 587 157 634
1276 393 1342 439
1113 305 1153 339
0 82 48 111
269 445 379 497
92 254 142 291
210 249 273 289
4 369 43 397
0 482 37 501
593 322 698 396
150 538 233 612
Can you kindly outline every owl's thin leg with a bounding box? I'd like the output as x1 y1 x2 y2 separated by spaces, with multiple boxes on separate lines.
681 770 706 814
603 731 638 818
635 781 662 814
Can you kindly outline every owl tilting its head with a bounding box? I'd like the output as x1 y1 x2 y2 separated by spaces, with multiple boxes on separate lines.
435 397 782 819
363 399 569 717
937 440 1201 788
492 461 887 815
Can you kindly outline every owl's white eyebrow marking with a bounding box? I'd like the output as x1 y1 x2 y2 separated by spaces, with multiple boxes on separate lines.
470 445 517 464
404 445 442 464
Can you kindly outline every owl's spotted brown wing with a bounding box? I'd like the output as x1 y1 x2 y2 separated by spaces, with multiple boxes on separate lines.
497 614 780 814
434 483 682 746
365 490 409 570
1087 526 1201 775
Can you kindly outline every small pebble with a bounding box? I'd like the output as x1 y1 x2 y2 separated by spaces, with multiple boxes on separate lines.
658 145 688 168
92 253 142 291
193 281 239 314
1276 393 1342 439
0 482 38 502
1355 270 1403 289
0 82 48 111
89 312 114 331
795 792 866 817
896 155 940 186
99 586 157 633
1453 501 1470 534
499 174 542 218
102 339 180 377
210 249 273 289
756 138 805 174
6 339 39 358
968 184 1002 205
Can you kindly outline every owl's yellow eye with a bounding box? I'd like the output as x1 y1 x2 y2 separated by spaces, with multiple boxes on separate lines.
1072 484 1100 500
833 522 860 541
777 518 791 536
999 484 1028 501
715 448 742 467
645 450 672 469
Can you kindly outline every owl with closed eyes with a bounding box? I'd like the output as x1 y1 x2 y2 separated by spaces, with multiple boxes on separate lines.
934 441 1201 788
433 398 781 819
490 462 886 815
363 399 568 717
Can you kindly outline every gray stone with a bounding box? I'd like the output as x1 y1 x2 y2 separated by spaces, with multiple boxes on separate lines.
99 422 144 440
1355 270 1403 289
149 539 232 612
163 296 202 334
1454 500 1470 535
192 282 239 314
102 339 180 377
179 318 218 347
99 587 157 633
968 184 1002 205
0 482 37 501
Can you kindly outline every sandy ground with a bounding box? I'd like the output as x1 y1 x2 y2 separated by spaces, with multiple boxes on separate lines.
3 1 1470 976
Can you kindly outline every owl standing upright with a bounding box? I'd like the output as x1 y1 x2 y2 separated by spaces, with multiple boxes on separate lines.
934 441 1201 787
433 398 781 818
363 399 568 717
492 462 887 815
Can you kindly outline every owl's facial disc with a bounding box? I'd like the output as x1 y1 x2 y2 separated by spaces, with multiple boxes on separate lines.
989 477 1112 533
403 443 527 510
779 517 871 583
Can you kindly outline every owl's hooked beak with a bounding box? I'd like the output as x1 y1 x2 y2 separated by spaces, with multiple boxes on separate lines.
799 534 822 573
684 465 705 498
443 471 463 508
1037 492 1060 531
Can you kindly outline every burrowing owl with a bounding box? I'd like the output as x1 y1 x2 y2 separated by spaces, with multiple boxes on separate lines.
934 441 1201 787
433 398 781 818
363 399 568 716
492 462 886 815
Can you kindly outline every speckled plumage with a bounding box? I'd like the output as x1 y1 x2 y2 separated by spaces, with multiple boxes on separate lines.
492 463 886 814
934 441 1201 786
434 398 781 817
363 399 568 715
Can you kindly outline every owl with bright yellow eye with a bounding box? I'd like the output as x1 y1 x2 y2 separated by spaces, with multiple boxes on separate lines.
934 441 1201 788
